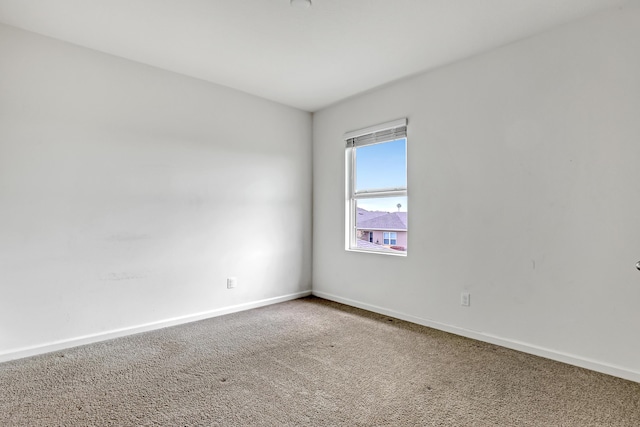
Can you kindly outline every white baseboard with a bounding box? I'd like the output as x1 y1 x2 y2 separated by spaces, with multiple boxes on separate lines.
312 290 640 384
0 290 312 364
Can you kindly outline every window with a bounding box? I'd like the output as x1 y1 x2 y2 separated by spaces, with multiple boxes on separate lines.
383 232 397 245
345 119 407 255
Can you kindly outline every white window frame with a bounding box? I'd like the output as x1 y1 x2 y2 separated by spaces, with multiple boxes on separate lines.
345 118 407 256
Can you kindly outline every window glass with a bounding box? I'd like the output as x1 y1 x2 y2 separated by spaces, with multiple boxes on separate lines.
354 197 407 252
355 138 406 192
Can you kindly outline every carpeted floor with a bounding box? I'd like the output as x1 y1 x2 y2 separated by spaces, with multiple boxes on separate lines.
1 296 639 426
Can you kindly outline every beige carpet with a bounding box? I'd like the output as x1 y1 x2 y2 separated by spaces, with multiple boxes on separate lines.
1 296 638 426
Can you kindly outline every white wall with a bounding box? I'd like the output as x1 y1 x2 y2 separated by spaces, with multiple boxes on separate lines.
313 3 640 382
0 24 312 359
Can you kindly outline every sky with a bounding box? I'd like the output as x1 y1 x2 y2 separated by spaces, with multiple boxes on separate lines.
357 196 407 213
355 138 407 212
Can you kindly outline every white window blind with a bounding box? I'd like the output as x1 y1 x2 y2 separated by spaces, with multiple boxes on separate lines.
344 118 407 148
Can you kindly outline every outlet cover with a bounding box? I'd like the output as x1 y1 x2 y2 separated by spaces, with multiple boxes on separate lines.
227 277 237 289
461 292 470 307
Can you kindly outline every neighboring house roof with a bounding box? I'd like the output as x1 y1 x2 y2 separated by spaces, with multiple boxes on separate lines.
357 208 407 231
356 239 399 253
356 207 388 222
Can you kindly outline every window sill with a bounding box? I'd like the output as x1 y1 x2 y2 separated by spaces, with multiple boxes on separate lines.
346 248 407 257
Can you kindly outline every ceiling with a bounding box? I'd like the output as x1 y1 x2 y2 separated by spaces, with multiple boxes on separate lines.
0 0 630 112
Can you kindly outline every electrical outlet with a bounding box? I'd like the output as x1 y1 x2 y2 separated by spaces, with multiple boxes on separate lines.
461 292 470 307
227 277 237 289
